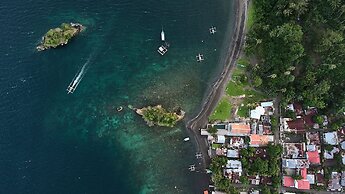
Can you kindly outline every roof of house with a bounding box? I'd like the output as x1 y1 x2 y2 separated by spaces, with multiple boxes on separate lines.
260 101 274 107
323 132 339 145
307 174 315 184
301 168 307 179
227 149 239 158
282 159 310 169
316 173 325 185
341 171 345 186
229 123 251 135
283 176 295 187
249 135 274 146
329 172 342 190
250 106 265 120
341 141 345 150
307 151 321 164
229 137 245 146
226 160 242 170
287 118 305 132
307 144 317 152
297 179 310 190
306 132 320 145
217 135 226 144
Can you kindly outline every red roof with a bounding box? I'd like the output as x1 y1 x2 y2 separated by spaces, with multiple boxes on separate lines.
297 179 310 190
287 119 305 132
293 103 304 115
304 114 315 127
301 168 307 179
306 151 321 164
249 135 272 146
283 176 295 187
230 123 251 134
203 190 209 194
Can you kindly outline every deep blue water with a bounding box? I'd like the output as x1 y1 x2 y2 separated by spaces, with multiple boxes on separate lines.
0 0 234 193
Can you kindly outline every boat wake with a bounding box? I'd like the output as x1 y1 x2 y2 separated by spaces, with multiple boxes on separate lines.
67 54 93 94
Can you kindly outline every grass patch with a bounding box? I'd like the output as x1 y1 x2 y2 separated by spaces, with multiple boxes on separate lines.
226 81 246 96
247 0 256 29
209 98 232 121
237 58 250 67
238 105 249 118
212 143 222 149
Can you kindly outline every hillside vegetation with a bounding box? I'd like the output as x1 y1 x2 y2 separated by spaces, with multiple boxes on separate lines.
245 0 345 115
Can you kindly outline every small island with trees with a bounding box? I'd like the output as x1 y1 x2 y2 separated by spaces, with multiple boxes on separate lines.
135 105 185 127
37 23 85 51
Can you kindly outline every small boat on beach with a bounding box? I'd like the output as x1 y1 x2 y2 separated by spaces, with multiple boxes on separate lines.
183 137 190 142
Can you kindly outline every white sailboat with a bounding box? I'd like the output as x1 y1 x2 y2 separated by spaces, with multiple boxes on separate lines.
161 27 165 41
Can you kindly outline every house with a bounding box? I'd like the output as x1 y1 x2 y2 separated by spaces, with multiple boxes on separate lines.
282 159 309 169
229 123 251 135
286 118 305 133
283 168 310 190
226 160 242 172
250 106 265 120
324 147 340 160
216 135 226 144
323 132 339 145
316 172 325 186
283 143 306 159
201 122 251 137
283 176 295 187
341 141 345 150
260 101 274 115
229 137 245 147
248 175 260 185
307 174 315 184
216 148 227 156
306 151 321 164
225 160 242 181
306 132 320 145
328 172 342 191
227 149 239 158
341 171 345 187
249 135 274 147
297 168 311 190
287 103 304 116
338 127 345 141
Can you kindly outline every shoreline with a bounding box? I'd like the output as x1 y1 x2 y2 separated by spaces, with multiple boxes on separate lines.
186 0 248 167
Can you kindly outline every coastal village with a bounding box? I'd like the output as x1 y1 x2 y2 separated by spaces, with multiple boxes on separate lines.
202 97 345 194
191 0 345 194
197 59 345 193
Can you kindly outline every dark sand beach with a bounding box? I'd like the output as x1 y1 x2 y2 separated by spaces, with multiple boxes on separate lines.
187 0 248 167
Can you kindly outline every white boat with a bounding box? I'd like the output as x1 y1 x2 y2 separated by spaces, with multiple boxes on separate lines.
183 137 190 142
161 28 165 41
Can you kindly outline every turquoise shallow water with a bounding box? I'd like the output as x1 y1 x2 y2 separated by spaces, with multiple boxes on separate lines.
0 0 234 193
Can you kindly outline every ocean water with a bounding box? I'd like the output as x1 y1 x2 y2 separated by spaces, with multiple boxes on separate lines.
0 0 235 193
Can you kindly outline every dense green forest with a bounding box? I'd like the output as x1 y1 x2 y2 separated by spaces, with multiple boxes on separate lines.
246 0 345 116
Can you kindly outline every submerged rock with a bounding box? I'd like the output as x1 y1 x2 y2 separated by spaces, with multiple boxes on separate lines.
135 105 185 127
37 23 85 51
